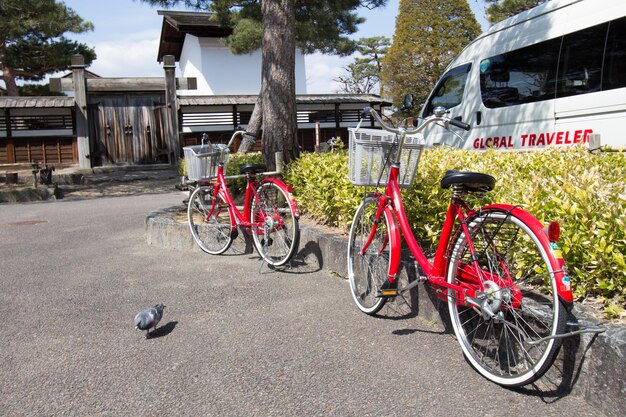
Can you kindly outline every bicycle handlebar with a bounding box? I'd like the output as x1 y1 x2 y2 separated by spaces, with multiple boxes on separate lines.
449 117 471 131
227 130 246 148
361 106 471 136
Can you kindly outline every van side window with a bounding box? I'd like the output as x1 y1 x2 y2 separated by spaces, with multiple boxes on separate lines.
423 64 471 116
604 16 626 90
479 38 560 108
557 23 608 98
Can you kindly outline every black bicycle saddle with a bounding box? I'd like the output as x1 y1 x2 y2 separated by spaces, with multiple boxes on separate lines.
440 170 496 192
239 163 267 174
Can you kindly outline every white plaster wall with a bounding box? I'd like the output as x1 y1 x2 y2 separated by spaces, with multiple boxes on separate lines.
178 35 307 95
178 35 212 95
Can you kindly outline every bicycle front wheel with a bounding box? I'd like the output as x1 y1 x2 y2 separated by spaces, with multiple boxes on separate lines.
250 181 300 266
187 186 234 255
348 196 396 315
446 209 567 387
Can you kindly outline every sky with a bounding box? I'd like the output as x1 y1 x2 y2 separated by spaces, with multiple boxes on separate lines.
52 0 489 94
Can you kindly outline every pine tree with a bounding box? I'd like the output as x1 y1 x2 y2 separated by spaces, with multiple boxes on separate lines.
0 0 95 96
335 36 390 94
140 0 387 169
382 0 481 109
484 0 546 24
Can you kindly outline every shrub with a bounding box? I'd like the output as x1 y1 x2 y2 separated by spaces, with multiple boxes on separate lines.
284 149 363 228
285 145 626 314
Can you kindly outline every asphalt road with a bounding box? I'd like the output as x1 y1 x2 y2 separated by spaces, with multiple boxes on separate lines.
0 192 606 416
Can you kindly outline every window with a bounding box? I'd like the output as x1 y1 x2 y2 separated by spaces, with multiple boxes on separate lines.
424 64 471 116
479 38 561 108
604 17 626 91
557 23 607 98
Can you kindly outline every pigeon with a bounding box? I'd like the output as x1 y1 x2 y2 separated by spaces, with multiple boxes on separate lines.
134 304 166 338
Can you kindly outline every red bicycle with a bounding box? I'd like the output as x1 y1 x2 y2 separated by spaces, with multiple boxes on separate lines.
187 131 300 267
347 101 574 387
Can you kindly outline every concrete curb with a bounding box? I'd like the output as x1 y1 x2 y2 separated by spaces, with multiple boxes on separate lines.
146 206 625 417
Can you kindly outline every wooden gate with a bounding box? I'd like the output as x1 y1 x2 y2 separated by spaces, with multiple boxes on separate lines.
88 94 168 165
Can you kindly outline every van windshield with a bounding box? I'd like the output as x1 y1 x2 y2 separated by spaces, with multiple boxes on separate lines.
424 63 471 116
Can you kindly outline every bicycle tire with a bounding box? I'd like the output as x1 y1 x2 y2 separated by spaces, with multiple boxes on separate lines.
187 185 234 255
446 208 567 387
347 196 397 315
250 181 300 266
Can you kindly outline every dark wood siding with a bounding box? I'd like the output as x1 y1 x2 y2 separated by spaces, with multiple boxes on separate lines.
0 137 75 164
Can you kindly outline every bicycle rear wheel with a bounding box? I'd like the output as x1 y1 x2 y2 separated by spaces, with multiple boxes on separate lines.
250 181 300 266
446 209 567 387
187 186 234 255
347 196 396 315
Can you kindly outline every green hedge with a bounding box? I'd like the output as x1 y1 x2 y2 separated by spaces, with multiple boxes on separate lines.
284 145 626 316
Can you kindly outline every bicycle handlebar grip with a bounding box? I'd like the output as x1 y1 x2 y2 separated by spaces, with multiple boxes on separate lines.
361 107 373 118
449 118 471 131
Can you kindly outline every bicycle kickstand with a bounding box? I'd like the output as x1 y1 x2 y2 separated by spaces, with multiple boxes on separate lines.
526 321 607 345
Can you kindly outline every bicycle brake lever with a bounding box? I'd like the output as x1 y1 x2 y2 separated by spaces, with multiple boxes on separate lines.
449 126 466 142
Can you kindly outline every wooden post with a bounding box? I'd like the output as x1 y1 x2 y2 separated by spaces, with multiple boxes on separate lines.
5 108 12 138
72 55 91 168
314 121 320 153
5 108 14 164
163 55 180 164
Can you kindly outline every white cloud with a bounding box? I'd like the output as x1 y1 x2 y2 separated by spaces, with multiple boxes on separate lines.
88 38 164 78
305 53 353 94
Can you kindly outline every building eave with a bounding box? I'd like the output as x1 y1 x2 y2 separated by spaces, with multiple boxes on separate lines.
157 10 233 62
178 94 392 107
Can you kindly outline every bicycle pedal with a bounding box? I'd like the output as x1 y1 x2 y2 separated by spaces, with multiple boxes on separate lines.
377 288 399 298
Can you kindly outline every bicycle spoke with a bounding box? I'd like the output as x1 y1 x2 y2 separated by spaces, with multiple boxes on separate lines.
187 186 234 255
447 209 566 386
251 182 299 266
348 196 393 315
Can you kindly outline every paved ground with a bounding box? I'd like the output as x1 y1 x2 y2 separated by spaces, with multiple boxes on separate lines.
0 164 181 203
0 186 611 415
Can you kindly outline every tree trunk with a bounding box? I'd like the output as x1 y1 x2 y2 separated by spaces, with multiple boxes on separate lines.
237 95 263 153
2 65 20 97
259 0 298 170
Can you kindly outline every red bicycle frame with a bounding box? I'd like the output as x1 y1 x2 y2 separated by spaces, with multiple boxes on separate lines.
201 163 300 235
367 162 573 307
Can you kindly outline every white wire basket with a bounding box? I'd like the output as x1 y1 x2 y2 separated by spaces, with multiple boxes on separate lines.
348 128 425 188
183 144 230 181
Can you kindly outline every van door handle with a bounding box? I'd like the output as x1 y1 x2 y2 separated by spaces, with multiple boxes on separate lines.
476 111 482 126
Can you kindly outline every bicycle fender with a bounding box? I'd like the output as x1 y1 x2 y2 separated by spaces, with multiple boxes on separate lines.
384 204 402 284
482 204 574 304
261 177 300 219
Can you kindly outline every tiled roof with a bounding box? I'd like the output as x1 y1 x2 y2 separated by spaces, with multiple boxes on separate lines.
0 94 391 108
178 94 391 106
0 96 75 108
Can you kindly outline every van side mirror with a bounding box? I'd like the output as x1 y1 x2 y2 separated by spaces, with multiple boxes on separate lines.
402 94 414 111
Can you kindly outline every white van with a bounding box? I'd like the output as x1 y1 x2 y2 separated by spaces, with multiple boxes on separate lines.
421 0 626 150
